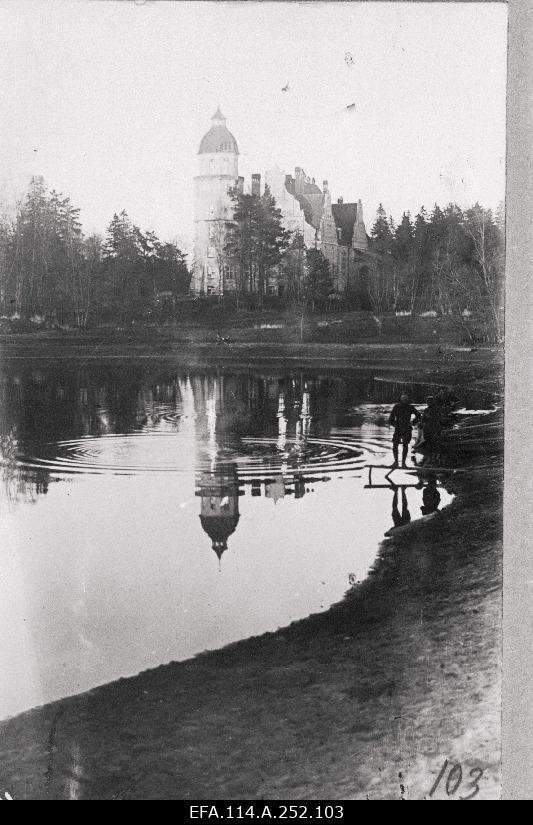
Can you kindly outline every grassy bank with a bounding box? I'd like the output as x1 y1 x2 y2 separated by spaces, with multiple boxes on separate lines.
0 307 497 348
0 457 502 800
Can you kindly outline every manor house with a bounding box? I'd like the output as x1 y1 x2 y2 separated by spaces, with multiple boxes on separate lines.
191 109 374 300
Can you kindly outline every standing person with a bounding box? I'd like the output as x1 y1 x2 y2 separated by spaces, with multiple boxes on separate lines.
420 395 444 449
388 393 421 468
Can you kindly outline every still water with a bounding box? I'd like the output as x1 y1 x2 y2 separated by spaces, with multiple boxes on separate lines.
0 361 453 719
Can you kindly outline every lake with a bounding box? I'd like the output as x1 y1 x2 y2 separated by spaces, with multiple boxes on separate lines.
0 360 454 720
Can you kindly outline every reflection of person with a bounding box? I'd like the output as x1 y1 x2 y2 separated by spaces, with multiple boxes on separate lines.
421 473 441 515
388 394 421 468
391 487 411 528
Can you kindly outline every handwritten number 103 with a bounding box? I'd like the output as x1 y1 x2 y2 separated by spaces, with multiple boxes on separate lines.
429 760 484 800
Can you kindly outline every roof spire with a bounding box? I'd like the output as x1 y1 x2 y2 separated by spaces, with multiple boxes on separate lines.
199 109 239 155
212 107 226 124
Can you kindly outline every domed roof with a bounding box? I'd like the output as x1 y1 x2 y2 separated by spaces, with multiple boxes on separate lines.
198 108 239 155
199 513 240 559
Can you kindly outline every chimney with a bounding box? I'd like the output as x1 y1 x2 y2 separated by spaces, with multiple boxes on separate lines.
251 173 261 197
322 180 329 194
337 196 344 204
294 168 304 194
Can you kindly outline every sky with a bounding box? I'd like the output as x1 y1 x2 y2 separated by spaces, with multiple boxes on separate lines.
0 0 508 250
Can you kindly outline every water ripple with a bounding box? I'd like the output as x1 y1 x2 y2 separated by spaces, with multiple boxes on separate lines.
11 430 390 480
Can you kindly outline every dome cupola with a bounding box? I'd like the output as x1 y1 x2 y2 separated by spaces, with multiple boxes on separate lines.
198 108 239 155
199 514 240 560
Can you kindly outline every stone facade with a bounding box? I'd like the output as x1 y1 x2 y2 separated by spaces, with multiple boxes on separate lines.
192 111 374 300
264 165 316 247
319 189 370 296
192 108 240 295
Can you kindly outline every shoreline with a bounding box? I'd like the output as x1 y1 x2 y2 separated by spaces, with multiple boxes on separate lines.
0 339 503 394
0 348 503 799
0 454 502 800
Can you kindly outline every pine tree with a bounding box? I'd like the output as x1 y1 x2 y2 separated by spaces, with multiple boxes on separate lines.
391 212 415 311
227 186 290 308
281 230 306 306
370 203 394 254
101 211 147 323
305 248 333 311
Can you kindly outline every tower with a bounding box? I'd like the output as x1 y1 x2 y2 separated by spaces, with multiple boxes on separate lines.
192 108 240 295
352 200 368 251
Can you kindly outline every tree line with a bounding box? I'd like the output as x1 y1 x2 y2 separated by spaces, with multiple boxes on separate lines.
0 175 504 342
367 202 504 341
0 176 190 327
217 187 504 340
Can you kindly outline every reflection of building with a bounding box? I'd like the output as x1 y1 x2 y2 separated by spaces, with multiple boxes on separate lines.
300 382 311 438
265 475 285 503
277 389 287 451
191 373 330 557
196 463 242 560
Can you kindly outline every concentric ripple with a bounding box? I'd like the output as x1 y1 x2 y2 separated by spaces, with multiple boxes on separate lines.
14 432 192 477
236 432 389 481
11 428 391 480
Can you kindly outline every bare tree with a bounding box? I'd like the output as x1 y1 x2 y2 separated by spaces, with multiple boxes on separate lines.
210 202 230 299
464 205 504 342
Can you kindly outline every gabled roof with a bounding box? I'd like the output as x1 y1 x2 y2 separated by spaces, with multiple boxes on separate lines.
331 203 359 245
284 176 324 229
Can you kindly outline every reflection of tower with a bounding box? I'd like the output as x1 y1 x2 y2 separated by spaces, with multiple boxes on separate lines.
197 463 241 560
277 389 287 451
193 374 243 560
